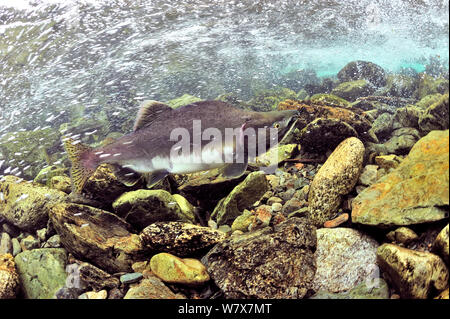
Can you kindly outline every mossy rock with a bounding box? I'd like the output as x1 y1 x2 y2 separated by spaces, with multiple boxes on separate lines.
337 61 387 87
418 93 449 134
414 74 449 100
166 94 202 109
34 165 68 187
309 93 350 108
415 93 443 109
331 80 376 101
384 74 418 98
248 87 297 111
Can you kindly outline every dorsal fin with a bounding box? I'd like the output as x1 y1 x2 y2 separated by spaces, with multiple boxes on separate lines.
133 100 172 131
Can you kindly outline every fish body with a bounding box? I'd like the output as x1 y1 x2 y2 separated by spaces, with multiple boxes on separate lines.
64 100 297 193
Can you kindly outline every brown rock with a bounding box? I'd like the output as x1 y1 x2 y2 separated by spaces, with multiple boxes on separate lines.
204 217 316 298
140 221 226 257
49 203 144 273
124 276 185 299
78 262 120 290
433 224 449 264
0 253 20 299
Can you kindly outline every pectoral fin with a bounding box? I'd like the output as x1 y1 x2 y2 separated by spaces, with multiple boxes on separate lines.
143 171 169 188
221 162 248 179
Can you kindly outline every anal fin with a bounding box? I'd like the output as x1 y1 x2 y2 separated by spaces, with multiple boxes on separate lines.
109 164 142 187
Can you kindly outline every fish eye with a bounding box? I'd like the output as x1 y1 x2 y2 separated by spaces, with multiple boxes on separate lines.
273 123 280 128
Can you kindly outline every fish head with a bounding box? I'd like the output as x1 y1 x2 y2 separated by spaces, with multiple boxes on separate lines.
244 109 298 139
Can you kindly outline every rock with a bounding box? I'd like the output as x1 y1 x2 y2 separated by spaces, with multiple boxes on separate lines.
393 106 423 129
418 93 449 134
11 238 21 256
178 169 247 212
166 94 202 109
254 144 298 167
150 253 210 286
352 130 449 227
78 261 120 290
370 112 394 139
384 128 421 154
374 155 402 170
78 290 108 299
249 87 297 112
415 74 449 100
211 171 269 226
337 61 387 87
297 118 359 151
1 223 20 237
120 272 143 284
313 228 379 293
281 198 304 215
435 288 449 299
49 176 72 194
308 137 365 227
20 235 40 251
433 224 449 264
34 165 68 187
309 93 350 108
358 165 378 186
123 275 185 299
14 248 68 299
36 228 47 241
204 217 316 299
112 189 191 231
386 227 419 245
217 225 231 234
80 164 144 207
266 196 283 205
231 210 255 232
310 278 389 299
332 80 376 101
271 202 282 212
377 243 449 299
0 254 20 299
172 194 196 222
0 232 12 255
49 202 143 273
323 213 349 228
0 175 67 232
384 74 418 98
415 93 443 109
45 234 61 248
140 221 226 257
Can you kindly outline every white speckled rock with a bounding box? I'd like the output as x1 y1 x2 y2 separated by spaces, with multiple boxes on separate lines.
308 137 365 226
313 227 379 293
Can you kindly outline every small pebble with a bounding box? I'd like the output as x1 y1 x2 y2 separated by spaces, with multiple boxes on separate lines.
218 225 232 234
46 234 61 248
11 237 22 256
79 290 108 299
207 220 217 230
36 228 47 241
0 232 13 254
120 272 143 284
323 213 349 228
20 235 40 250
271 202 283 212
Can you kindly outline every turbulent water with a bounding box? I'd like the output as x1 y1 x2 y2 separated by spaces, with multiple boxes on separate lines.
0 0 449 179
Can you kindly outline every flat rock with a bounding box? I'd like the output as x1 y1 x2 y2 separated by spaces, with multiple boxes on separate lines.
310 278 389 299
211 171 269 226
14 248 68 299
204 217 316 299
313 228 379 293
150 253 210 285
0 253 20 299
377 243 449 299
112 189 192 231
0 175 66 231
123 276 185 299
352 130 449 227
78 261 120 290
140 221 226 257
49 202 143 273
308 137 365 226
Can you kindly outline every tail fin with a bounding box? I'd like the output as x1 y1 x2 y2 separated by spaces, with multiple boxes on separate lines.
63 136 97 194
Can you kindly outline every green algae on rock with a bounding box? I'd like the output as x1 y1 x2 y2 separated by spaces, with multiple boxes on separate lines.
123 276 185 299
418 93 449 134
14 248 68 299
112 189 193 230
307 137 365 227
352 130 449 227
0 175 67 232
337 61 387 87
331 79 376 101
310 278 389 299
377 243 449 299
150 252 210 286
34 165 68 187
309 93 350 108
211 171 268 226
